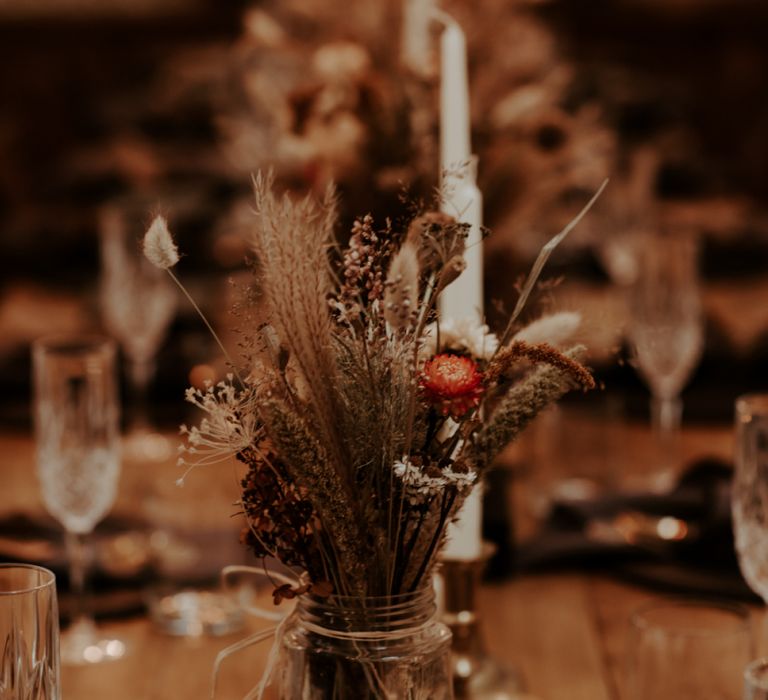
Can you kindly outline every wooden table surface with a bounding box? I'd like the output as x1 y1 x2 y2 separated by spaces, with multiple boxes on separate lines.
1 415 762 700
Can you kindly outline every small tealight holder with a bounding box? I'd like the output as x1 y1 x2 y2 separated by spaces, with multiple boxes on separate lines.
438 543 527 699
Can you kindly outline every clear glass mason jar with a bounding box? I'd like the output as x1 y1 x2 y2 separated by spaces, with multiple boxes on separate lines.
276 586 453 699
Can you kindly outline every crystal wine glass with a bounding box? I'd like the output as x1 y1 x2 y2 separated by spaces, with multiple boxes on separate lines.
32 335 125 664
99 196 177 460
627 229 704 490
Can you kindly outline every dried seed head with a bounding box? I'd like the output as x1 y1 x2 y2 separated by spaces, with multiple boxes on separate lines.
384 242 420 331
142 215 179 270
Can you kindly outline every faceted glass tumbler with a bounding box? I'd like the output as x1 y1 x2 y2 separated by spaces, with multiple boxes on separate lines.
0 564 60 700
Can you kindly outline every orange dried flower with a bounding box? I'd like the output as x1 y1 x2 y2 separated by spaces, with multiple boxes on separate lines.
419 353 484 418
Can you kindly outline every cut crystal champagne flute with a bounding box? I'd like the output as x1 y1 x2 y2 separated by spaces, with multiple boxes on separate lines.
733 395 768 700
32 335 125 664
733 394 768 602
99 197 177 460
627 229 704 490
0 564 60 698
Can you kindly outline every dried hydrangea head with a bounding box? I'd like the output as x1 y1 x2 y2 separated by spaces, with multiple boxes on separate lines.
419 353 485 418
142 215 179 270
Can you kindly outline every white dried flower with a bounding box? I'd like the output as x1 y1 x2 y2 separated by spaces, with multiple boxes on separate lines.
142 215 179 270
394 458 476 506
177 375 258 483
513 311 581 347
421 317 499 360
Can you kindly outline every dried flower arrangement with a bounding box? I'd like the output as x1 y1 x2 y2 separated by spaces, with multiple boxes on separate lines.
144 173 600 602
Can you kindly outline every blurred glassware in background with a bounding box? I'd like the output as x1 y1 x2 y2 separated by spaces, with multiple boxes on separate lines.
133 426 249 638
744 658 768 700
32 335 125 665
590 147 658 288
145 580 244 638
732 394 768 604
99 196 177 462
140 469 246 638
626 600 753 700
98 190 246 639
0 564 60 699
627 228 704 492
526 398 626 518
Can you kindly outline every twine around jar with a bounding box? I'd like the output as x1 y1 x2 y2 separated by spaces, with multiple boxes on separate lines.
210 566 441 700
210 565 298 700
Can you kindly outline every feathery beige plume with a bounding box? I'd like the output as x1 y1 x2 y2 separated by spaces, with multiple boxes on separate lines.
513 311 581 347
249 173 350 478
384 242 419 331
142 215 179 269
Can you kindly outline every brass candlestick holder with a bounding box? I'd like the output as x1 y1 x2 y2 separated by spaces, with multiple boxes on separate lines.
439 543 527 699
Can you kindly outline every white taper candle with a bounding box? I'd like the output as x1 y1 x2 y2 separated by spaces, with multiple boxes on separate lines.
437 13 484 561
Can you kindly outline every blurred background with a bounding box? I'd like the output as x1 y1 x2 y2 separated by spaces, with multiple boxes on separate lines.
3 2 768 678
1 0 768 429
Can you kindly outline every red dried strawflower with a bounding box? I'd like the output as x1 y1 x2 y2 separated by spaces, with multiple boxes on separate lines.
419 353 485 418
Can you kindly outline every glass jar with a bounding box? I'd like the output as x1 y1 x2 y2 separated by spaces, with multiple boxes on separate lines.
276 586 453 699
